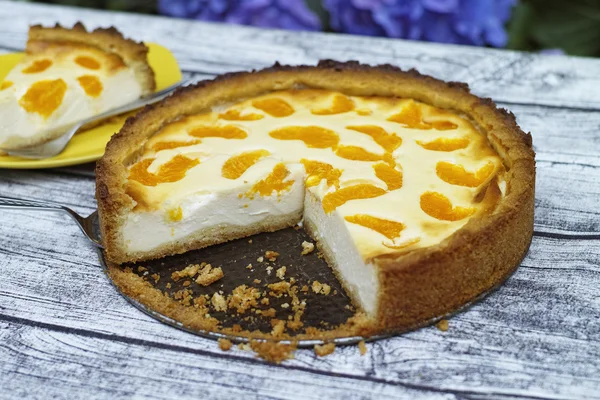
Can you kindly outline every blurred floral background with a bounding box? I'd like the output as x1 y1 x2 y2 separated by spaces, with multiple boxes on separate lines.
13 0 600 57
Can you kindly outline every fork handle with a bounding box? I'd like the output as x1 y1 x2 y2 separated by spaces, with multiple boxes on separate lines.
0 195 67 211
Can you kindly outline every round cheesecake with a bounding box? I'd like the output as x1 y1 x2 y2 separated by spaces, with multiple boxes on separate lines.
97 61 535 335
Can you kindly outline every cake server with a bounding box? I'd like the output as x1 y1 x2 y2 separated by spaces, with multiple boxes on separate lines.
0 195 102 247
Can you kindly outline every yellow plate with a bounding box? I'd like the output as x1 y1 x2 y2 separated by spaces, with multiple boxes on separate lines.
0 43 182 169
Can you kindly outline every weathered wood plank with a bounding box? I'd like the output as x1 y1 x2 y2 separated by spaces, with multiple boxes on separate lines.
0 205 599 398
1 1 600 109
2 320 449 400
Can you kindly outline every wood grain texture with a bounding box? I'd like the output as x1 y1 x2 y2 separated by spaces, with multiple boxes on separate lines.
1 1 600 399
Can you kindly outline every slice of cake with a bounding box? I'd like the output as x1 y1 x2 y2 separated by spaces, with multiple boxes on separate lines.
0 23 155 149
97 61 535 333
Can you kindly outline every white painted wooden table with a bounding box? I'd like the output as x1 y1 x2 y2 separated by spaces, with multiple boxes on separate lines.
1 2 599 399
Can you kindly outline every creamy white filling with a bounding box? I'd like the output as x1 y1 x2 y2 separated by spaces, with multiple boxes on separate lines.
122 165 306 254
304 190 379 315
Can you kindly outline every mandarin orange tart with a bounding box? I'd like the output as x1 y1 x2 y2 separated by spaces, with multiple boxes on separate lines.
97 61 535 335
0 23 155 149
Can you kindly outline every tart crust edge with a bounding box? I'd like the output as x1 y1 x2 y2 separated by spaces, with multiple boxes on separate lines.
28 22 155 94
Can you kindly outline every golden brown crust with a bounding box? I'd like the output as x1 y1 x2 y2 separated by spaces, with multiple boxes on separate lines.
28 22 155 94
97 60 535 334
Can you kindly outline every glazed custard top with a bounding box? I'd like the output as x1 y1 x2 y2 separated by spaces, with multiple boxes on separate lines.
126 89 505 260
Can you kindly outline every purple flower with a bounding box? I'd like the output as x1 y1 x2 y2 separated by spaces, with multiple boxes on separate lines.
324 0 516 47
539 48 565 56
158 0 322 31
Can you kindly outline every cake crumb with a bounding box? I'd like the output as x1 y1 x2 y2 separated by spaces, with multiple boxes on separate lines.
266 266 273 275
281 302 290 309
182 280 191 287
195 264 224 286
312 280 331 295
151 273 160 283
248 239 253 244
301 241 315 255
171 263 201 281
250 341 296 364
137 266 147 273
300 285 309 293
218 338 233 351
237 343 252 351
268 281 290 297
261 308 276 318
246 263 253 270
211 292 228 312
265 250 279 261
253 279 262 284
260 298 270 305
271 319 286 336
358 340 367 356
228 285 261 314
314 343 336 357
276 266 287 280
436 319 449 331
166 283 172 289
257 256 264 263
193 295 207 307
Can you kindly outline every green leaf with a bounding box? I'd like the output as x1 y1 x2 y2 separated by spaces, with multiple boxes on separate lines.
528 0 600 56
506 2 536 51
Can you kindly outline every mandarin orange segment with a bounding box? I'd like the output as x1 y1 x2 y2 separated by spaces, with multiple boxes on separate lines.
248 163 294 197
77 75 103 97
430 120 458 130
0 81 13 90
222 149 271 180
189 125 248 139
312 94 355 115
384 237 421 250
373 162 403 190
335 145 383 162
300 159 342 188
75 56 101 70
152 140 200 151
417 137 470 151
22 59 52 74
322 184 387 213
346 125 402 153
219 109 264 121
420 191 475 221
168 206 183 222
269 126 339 149
345 214 405 240
128 159 155 186
129 155 200 187
436 161 495 187
252 98 295 117
387 101 431 129
19 79 67 118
